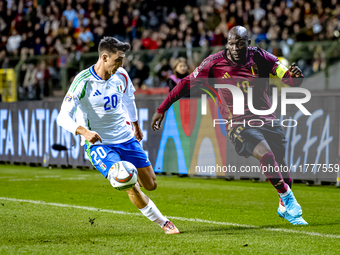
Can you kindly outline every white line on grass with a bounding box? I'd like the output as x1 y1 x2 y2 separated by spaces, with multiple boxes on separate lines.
8 177 87 181
60 177 87 180
34 175 61 178
0 197 339 239
8 179 38 181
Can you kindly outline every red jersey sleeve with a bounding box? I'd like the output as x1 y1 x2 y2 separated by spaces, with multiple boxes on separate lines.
255 48 304 87
157 56 212 114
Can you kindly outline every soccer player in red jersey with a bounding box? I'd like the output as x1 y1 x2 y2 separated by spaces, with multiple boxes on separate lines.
151 26 308 225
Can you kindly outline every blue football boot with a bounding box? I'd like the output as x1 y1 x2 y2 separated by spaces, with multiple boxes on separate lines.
279 187 302 218
278 205 308 225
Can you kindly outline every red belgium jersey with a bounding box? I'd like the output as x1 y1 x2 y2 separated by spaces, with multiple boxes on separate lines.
157 47 303 131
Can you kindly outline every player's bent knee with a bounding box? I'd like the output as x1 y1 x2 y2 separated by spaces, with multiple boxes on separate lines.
137 165 157 191
253 141 272 160
259 150 276 164
144 180 157 191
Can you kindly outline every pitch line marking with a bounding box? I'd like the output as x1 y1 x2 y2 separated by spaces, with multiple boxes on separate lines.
0 197 339 239
34 175 61 178
8 177 87 181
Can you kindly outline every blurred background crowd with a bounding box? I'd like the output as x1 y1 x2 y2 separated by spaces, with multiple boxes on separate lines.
0 0 339 100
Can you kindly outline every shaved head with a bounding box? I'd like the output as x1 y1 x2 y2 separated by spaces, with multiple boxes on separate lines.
226 26 251 64
229 26 249 41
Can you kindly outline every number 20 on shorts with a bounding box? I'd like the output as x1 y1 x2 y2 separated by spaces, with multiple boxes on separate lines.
91 147 107 164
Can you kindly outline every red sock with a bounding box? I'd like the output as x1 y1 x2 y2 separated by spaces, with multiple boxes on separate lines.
281 169 292 189
260 151 288 193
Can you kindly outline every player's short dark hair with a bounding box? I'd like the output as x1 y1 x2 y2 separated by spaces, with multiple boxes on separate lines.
98 37 131 56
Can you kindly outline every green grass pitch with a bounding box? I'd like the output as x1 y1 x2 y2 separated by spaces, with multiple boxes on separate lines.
1 164 340 254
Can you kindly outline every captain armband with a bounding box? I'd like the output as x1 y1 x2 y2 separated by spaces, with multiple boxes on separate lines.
275 63 289 80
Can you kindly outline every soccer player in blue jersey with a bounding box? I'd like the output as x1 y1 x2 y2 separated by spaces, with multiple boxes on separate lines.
57 37 179 234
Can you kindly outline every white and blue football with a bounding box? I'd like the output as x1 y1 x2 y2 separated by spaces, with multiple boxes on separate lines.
108 161 138 191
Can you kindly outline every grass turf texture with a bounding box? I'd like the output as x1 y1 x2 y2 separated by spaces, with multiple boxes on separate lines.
0 165 340 254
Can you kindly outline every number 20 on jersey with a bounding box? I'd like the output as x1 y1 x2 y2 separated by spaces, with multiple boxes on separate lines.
104 95 118 110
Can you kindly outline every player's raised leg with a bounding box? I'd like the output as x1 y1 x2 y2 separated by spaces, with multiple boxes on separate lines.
253 141 303 218
136 165 179 233
125 182 179 234
275 158 308 225
116 133 180 234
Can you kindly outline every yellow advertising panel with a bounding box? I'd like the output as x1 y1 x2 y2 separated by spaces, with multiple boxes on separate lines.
0 68 17 102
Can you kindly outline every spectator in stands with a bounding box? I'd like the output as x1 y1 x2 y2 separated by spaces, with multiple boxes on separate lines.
0 35 7 56
6 29 21 55
94 26 105 48
129 60 150 89
63 4 77 22
1 56 9 68
167 57 189 92
22 63 38 100
0 16 7 36
109 15 127 42
131 9 143 39
75 37 84 53
141 30 158 50
34 37 43 55
1 0 339 98
36 61 50 99
79 27 94 43
2 0 339 56
252 2 266 21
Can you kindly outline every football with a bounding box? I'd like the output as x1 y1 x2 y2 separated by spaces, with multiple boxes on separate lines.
107 161 138 191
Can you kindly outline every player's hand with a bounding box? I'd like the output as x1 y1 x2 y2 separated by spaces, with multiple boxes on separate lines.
289 62 302 78
151 112 164 131
134 126 143 142
83 130 102 144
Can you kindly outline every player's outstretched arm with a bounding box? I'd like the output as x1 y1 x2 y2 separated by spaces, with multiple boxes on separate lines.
132 121 143 142
152 74 193 131
57 72 103 144
122 86 143 140
152 55 213 131
75 126 102 144
152 73 195 131
119 68 141 140
151 112 164 131
281 62 304 87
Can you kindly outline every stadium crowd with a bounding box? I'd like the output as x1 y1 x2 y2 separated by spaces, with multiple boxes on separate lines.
0 0 339 98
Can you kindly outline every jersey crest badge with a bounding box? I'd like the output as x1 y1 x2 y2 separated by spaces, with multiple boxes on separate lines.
117 85 123 92
65 94 72 102
193 68 199 78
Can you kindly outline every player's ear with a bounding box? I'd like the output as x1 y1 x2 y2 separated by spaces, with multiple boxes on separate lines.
248 39 251 46
102 53 108 62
